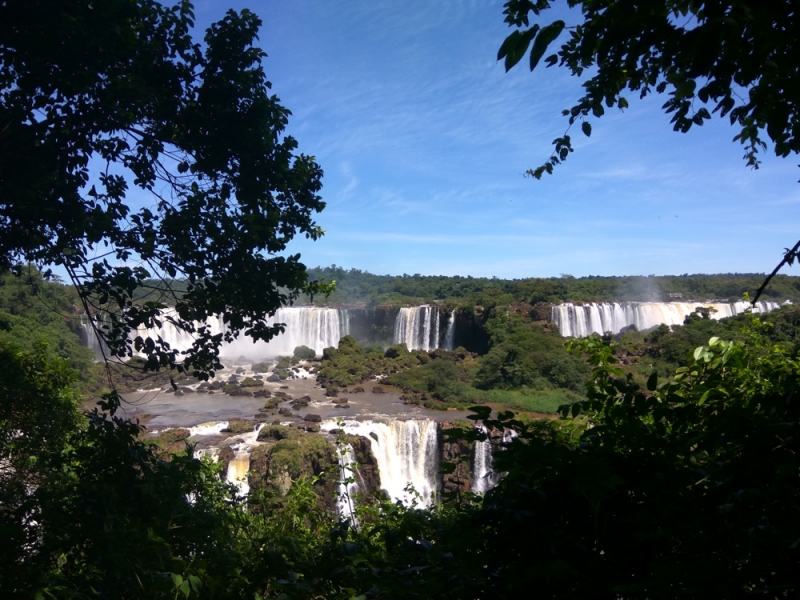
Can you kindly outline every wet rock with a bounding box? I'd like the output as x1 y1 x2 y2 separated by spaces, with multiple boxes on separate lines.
278 408 293 416
257 424 303 441
252 389 272 398
267 374 281 382
280 385 289 389
350 386 365 393
439 421 474 496
304 414 322 423
346 435 381 497
174 390 184 396
221 419 254 434
372 386 385 394
228 388 253 397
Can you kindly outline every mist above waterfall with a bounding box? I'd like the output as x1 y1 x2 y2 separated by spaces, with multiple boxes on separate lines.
127 307 350 360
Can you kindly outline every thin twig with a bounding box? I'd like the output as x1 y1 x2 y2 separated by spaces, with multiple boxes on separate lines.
752 239 800 305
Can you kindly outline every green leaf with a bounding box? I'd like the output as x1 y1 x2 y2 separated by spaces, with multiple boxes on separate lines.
502 26 539 72
694 346 705 360
581 121 592 137
529 20 565 71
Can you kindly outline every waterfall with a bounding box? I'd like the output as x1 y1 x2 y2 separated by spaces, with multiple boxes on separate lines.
78 313 106 360
226 448 251 497
443 309 456 351
127 306 349 358
393 306 440 351
470 426 518 494
471 425 499 494
321 418 440 507
189 421 230 437
218 423 265 497
335 443 361 524
551 300 782 337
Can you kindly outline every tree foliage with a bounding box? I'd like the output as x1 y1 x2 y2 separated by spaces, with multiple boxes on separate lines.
1 0 328 378
499 0 800 178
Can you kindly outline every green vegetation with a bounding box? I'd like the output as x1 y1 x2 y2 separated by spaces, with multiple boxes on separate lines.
293 345 316 360
0 268 101 394
3 0 799 596
318 335 426 387
305 266 800 306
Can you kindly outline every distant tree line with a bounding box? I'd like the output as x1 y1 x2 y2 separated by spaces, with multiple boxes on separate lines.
304 266 800 306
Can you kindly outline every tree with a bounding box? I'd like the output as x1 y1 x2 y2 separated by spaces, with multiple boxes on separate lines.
497 1 800 297
0 0 329 379
464 322 800 598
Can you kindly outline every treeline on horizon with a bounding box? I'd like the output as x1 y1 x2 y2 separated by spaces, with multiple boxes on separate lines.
303 266 800 306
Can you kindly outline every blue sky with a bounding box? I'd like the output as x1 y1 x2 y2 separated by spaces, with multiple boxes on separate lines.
190 0 800 279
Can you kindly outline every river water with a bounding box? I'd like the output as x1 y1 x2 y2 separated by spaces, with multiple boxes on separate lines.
115 364 470 429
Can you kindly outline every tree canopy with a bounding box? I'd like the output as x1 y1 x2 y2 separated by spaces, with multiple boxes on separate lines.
0 0 327 377
498 0 800 178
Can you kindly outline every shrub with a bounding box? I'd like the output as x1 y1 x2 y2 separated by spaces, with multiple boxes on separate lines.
293 345 316 360
240 377 263 387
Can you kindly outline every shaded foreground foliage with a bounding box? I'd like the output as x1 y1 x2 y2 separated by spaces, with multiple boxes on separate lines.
1 0 330 378
3 312 799 598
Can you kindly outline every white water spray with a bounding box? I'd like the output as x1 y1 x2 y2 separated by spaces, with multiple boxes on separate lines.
335 443 361 524
443 309 456 351
393 306 440 351
321 418 440 506
127 306 349 358
552 300 782 337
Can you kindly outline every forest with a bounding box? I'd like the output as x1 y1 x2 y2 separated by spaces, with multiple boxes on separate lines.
3 0 800 597
302 266 800 306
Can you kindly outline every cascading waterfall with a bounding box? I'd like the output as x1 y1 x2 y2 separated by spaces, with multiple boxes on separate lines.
126 306 349 358
226 449 251 497
78 313 107 360
335 443 361 524
222 423 265 497
321 418 440 506
189 421 230 437
471 425 499 494
443 309 457 351
393 306 440 351
552 300 782 337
